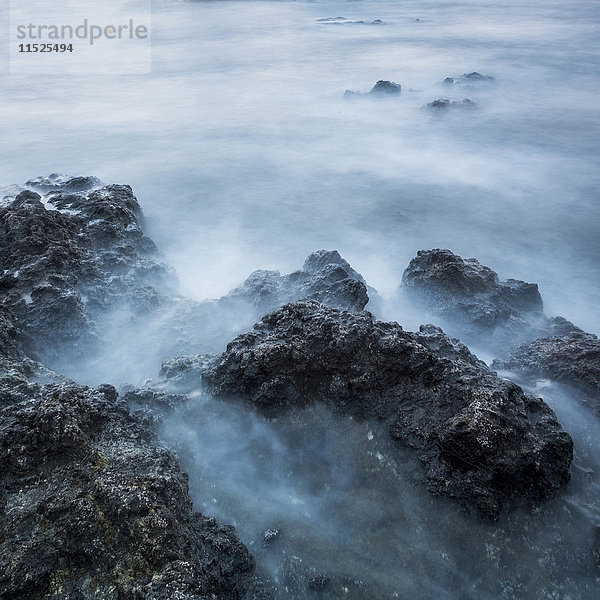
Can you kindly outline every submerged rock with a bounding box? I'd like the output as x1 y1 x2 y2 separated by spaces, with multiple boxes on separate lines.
316 16 383 25
121 386 188 411
344 80 401 98
0 378 254 599
25 174 101 193
493 332 600 413
203 301 573 520
443 72 495 85
427 98 476 109
400 249 580 347
262 527 280 547
370 80 402 95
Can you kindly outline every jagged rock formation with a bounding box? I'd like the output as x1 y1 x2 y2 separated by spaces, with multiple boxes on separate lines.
224 249 372 314
0 176 258 599
147 353 219 394
493 332 600 413
203 301 573 520
0 316 254 600
400 249 581 347
0 380 254 599
0 177 175 364
163 249 379 356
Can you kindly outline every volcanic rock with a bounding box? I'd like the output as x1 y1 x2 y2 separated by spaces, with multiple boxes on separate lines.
162 249 378 357
427 98 476 108
0 178 176 364
493 332 600 413
0 374 254 599
400 249 581 347
344 80 401 98
203 301 573 520
443 72 495 85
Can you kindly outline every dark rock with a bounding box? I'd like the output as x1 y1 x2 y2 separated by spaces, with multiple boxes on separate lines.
593 526 600 566
400 249 581 347
121 386 188 411
370 80 401 95
493 332 600 413
308 573 331 591
0 304 22 359
155 353 220 393
161 249 379 358
344 81 401 98
0 379 254 599
0 177 176 365
427 98 476 108
443 72 495 85
26 174 102 193
203 301 573 520
317 17 382 25
223 249 374 313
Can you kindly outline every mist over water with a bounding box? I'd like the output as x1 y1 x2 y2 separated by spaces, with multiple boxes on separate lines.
2 0 600 598
160 384 600 599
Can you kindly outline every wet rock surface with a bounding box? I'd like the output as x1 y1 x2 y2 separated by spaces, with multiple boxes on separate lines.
401 248 581 347
0 176 258 600
0 375 254 600
223 249 372 314
204 301 573 520
0 177 175 364
163 249 378 356
2 175 596 597
152 353 220 393
493 332 600 413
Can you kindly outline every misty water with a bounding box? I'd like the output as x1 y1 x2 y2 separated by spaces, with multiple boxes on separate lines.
2 0 600 598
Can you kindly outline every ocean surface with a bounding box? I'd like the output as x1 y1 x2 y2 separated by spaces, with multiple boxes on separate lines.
1 1 599 598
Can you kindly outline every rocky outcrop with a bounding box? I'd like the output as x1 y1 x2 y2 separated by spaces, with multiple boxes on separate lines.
0 176 256 599
493 332 600 412
203 301 573 520
400 249 581 346
0 371 254 600
344 80 401 98
0 177 175 364
443 72 494 85
223 249 372 314
427 98 476 109
149 353 219 394
2 176 378 367
162 249 378 356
